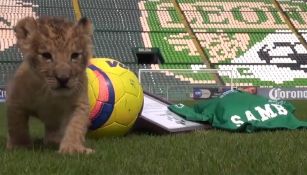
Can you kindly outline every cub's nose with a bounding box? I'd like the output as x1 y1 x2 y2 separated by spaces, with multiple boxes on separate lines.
56 76 70 87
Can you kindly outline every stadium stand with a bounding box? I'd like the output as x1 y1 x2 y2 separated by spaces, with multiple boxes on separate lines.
2 0 307 98
177 0 307 87
79 0 213 96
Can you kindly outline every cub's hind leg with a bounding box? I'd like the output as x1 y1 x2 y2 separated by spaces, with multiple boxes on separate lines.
6 107 32 149
44 123 64 147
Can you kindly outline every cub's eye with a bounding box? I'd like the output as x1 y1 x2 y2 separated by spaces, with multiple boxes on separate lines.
71 52 81 61
41 52 52 61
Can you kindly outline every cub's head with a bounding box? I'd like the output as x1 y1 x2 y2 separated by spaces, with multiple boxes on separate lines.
14 16 93 96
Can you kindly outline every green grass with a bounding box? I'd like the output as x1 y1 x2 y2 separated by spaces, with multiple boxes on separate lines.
1 102 307 175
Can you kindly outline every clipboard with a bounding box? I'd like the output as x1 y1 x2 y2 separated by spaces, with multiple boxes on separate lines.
134 92 211 134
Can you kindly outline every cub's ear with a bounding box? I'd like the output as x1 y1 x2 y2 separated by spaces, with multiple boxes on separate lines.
14 17 37 41
76 17 93 36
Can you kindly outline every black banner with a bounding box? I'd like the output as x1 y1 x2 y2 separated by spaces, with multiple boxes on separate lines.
193 87 232 99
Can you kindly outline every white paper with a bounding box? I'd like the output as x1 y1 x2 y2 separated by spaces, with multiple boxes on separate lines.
141 95 205 131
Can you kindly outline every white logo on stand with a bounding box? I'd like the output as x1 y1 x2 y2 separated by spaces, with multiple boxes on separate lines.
0 89 6 102
269 88 307 100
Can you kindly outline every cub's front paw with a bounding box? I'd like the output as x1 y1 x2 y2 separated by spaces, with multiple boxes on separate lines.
58 143 94 154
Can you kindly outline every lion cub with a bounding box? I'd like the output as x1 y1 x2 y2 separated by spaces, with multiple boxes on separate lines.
6 16 94 154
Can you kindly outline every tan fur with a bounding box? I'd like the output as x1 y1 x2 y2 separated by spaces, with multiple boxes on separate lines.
6 16 94 154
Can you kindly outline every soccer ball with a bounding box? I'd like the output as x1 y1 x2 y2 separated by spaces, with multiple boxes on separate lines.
86 58 144 138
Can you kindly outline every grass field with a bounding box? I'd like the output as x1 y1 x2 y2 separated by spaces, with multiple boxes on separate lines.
1 102 307 175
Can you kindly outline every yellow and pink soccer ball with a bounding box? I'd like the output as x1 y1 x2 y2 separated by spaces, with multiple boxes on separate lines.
86 58 144 138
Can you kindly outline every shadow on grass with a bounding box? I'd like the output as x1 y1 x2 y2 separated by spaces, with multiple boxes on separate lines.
0 136 59 152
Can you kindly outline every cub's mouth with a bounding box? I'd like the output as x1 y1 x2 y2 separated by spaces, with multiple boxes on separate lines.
50 80 74 95
51 86 74 96
55 86 70 90
46 76 79 96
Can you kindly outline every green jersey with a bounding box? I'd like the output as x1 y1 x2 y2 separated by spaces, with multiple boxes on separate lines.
168 90 307 132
